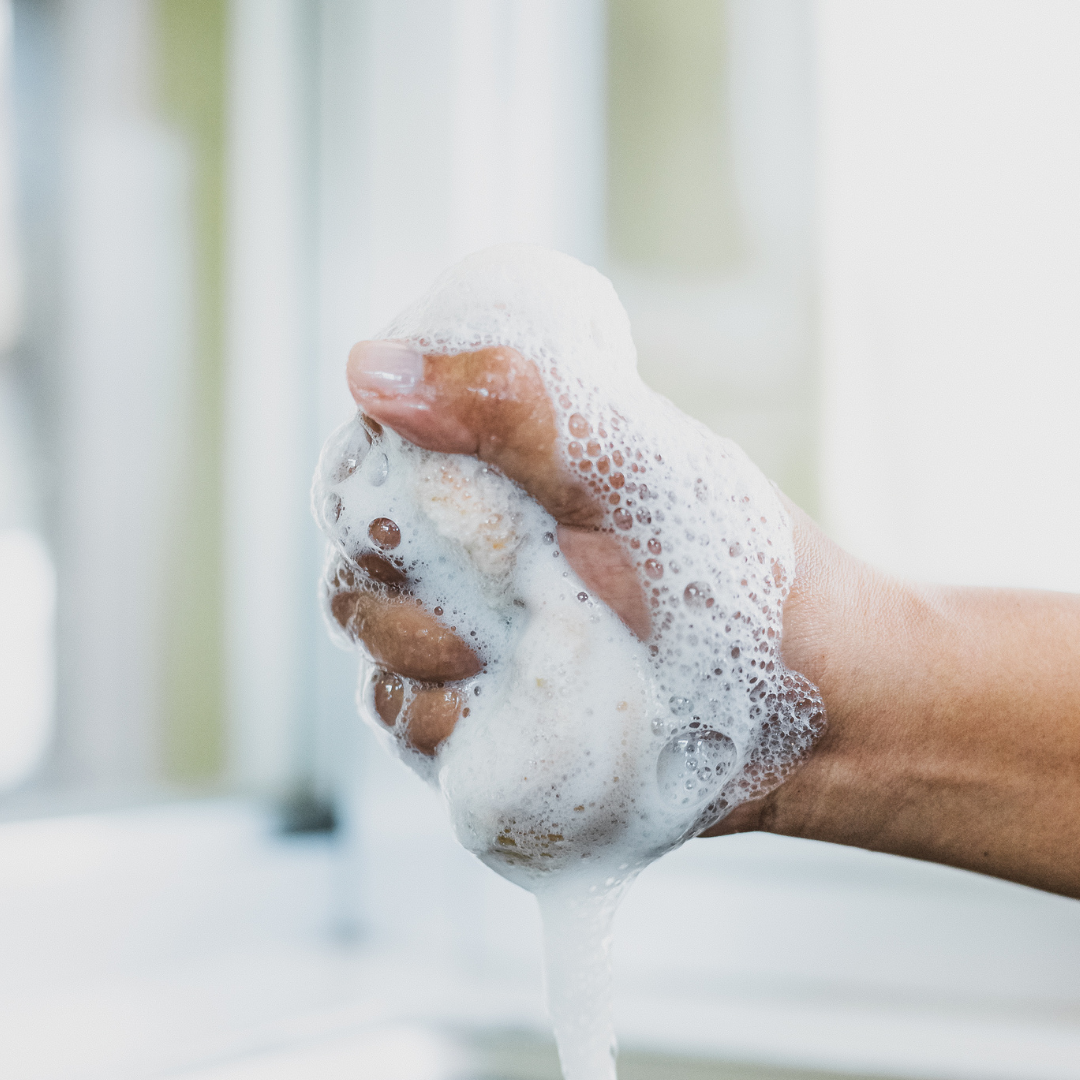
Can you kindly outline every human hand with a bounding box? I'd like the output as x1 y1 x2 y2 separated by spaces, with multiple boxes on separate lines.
328 338 671 753
326 336 1080 899
328 337 832 766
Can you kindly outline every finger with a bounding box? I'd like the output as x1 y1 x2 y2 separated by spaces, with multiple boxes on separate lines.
371 669 464 756
352 550 406 588
347 341 651 638
403 686 465 755
326 515 482 680
373 669 405 724
347 341 598 527
558 526 651 639
330 583 481 682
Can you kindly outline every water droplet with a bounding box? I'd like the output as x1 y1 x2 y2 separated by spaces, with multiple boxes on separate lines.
368 452 389 486
613 508 633 530
368 517 401 549
323 493 343 525
326 418 372 483
657 730 737 805
568 413 590 437
644 558 663 579
684 581 714 609
372 670 404 728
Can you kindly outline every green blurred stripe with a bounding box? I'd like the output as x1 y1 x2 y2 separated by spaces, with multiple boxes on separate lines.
155 0 228 783
607 0 742 274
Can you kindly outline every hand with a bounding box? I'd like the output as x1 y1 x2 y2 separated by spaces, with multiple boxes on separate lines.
331 338 1080 899
330 339 659 752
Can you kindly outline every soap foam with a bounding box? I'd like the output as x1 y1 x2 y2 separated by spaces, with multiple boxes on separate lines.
312 245 825 1079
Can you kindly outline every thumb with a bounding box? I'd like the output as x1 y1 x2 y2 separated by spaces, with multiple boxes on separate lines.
347 340 599 527
347 339 650 638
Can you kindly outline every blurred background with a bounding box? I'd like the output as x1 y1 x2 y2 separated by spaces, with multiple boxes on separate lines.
1 1 1079 1078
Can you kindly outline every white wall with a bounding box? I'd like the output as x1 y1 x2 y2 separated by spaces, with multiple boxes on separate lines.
316 0 605 366
0 0 54 791
56 0 189 786
816 0 1080 590
611 0 818 508
224 0 315 794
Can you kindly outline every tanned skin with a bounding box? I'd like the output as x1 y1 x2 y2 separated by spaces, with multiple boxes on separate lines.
330 339 1080 900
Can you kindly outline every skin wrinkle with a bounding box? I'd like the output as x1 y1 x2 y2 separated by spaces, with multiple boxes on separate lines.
340 339 1080 900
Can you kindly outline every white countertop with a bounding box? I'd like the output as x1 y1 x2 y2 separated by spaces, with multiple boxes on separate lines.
0 787 1077 1080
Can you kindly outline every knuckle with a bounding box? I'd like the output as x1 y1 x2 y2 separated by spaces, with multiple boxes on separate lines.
373 670 404 727
330 590 360 633
364 602 482 682
354 550 407 588
404 688 463 755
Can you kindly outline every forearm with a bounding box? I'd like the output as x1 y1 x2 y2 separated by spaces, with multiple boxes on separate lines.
715 508 1080 899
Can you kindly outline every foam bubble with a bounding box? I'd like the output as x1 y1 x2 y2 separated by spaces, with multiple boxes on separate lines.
313 244 825 1079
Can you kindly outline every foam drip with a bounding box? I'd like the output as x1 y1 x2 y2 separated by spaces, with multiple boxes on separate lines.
313 245 825 1079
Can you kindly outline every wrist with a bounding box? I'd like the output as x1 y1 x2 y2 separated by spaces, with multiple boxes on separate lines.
703 503 913 841
706 503 1080 900
769 506 923 845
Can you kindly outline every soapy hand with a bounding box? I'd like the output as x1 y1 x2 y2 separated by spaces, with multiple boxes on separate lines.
333 335 834 825
324 332 1080 898
333 339 660 753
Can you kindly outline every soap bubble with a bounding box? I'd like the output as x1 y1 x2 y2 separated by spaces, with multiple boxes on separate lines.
656 730 738 806
368 451 389 486
683 581 714 609
325 416 372 484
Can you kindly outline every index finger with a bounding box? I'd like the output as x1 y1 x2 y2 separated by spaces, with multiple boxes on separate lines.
347 342 602 527
347 341 651 638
